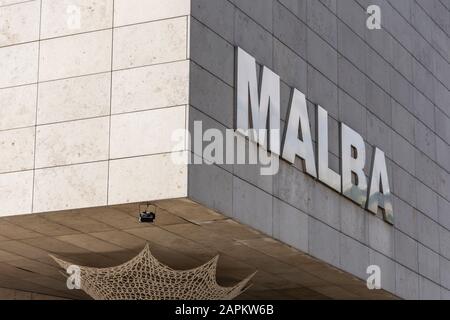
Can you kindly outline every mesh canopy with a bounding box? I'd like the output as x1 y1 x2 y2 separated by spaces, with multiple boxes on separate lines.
51 244 255 300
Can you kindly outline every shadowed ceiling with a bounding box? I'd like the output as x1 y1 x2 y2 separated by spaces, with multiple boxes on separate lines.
0 199 397 300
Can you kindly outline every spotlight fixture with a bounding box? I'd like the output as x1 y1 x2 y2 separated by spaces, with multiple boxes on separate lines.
139 203 156 223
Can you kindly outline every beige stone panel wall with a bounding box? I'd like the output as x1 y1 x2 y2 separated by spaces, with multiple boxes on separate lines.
0 0 40 46
0 85 37 130
33 162 109 213
0 127 35 173
41 0 113 38
111 60 189 114
108 152 188 205
113 17 187 69
0 2 191 217
114 0 190 27
37 73 111 124
0 171 33 217
0 42 38 87
39 29 112 81
110 106 187 159
35 117 109 168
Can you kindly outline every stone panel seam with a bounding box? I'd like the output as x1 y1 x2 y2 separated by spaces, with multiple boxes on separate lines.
0 0 34 9
30 0 42 214
439 0 450 11
278 1 450 145
0 15 190 50
352 0 450 89
0 58 189 92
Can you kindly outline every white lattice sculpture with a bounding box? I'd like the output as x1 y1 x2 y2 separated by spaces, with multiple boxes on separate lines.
51 244 255 300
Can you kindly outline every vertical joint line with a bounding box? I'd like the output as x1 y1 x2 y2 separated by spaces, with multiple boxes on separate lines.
106 0 115 205
31 0 44 213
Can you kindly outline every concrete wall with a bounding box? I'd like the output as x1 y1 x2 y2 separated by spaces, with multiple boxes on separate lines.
0 0 190 216
188 0 450 299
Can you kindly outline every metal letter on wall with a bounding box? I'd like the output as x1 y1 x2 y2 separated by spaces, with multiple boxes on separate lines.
234 46 394 224
282 89 317 178
236 47 281 155
317 105 341 192
367 148 394 224
341 124 367 207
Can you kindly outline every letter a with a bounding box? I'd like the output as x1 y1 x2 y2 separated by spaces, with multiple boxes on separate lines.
282 89 317 178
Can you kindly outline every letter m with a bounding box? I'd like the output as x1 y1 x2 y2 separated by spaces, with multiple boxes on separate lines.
236 47 281 155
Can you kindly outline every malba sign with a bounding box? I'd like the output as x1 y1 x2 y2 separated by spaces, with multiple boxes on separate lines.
235 47 393 224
